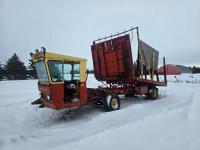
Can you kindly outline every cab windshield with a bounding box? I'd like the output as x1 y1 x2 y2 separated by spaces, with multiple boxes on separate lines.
35 61 48 82
35 60 80 83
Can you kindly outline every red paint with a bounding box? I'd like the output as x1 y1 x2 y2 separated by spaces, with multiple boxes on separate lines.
49 83 64 109
38 83 64 109
134 86 148 94
38 82 89 109
158 64 181 75
91 34 134 83
79 82 87 104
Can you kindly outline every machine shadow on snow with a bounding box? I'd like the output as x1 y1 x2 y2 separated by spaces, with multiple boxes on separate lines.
32 94 166 127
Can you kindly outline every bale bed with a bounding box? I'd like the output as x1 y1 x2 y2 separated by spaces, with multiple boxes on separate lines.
91 34 135 83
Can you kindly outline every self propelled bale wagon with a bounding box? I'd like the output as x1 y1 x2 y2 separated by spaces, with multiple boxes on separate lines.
31 27 167 111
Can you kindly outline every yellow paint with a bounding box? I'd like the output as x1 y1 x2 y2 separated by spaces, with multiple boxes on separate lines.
80 60 87 82
32 51 87 62
32 50 87 84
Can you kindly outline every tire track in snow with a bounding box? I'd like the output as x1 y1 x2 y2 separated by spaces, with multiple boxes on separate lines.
1 79 199 150
38 92 195 150
10 91 193 150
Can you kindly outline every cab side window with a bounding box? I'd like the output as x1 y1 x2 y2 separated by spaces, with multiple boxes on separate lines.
48 60 63 82
73 64 80 80
64 63 72 81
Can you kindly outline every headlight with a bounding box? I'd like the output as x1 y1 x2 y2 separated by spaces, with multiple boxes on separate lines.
47 95 52 101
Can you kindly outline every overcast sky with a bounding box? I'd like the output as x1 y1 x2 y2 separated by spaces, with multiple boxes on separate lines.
0 0 199 68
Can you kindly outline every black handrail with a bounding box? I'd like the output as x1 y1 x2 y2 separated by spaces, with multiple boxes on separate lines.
93 26 138 43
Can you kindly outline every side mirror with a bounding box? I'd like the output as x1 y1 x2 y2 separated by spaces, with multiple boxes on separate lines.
30 52 34 57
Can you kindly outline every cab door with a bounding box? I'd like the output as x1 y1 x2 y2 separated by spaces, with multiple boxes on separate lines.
63 62 80 102
47 60 64 109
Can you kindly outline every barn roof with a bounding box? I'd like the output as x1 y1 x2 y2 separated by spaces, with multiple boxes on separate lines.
158 64 181 75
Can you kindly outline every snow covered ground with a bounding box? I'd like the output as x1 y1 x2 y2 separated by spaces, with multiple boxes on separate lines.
0 74 200 150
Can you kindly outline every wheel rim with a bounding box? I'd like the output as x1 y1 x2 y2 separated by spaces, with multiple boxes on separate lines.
111 98 119 109
153 89 157 98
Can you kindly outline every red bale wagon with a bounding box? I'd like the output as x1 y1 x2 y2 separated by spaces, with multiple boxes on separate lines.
31 27 167 111
91 27 167 100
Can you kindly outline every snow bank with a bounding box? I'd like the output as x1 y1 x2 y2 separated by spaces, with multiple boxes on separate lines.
0 74 200 150
160 73 200 83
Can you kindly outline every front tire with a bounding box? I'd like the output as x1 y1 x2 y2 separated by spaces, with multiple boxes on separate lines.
103 94 120 111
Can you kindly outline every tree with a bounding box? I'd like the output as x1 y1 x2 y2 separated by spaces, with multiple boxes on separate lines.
86 69 94 74
189 66 200 74
0 61 4 81
27 59 37 79
4 53 28 80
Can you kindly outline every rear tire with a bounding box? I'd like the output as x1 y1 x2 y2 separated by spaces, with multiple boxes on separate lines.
146 86 158 100
103 94 120 111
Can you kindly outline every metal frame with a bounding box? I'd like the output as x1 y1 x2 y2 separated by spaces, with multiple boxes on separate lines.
31 27 167 110
93 27 139 43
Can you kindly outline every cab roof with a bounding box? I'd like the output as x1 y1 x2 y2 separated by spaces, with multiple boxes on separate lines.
32 51 87 63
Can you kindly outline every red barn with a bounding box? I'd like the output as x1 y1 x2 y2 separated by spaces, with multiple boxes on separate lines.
158 64 181 75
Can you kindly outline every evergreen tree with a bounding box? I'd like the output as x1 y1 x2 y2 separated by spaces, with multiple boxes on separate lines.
0 61 4 81
86 69 94 74
27 59 37 79
189 66 200 74
4 53 28 80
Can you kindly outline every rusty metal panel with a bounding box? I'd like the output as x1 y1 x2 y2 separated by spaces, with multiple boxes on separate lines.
91 35 135 82
140 40 159 69
134 86 148 94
